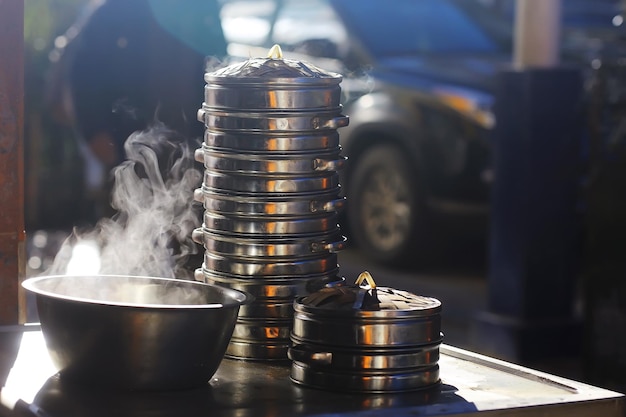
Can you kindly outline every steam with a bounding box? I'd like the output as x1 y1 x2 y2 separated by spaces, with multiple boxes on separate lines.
45 122 203 279
205 55 225 73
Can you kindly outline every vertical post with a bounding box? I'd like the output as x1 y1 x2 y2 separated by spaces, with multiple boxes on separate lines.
473 0 585 362
514 0 561 68
0 0 26 325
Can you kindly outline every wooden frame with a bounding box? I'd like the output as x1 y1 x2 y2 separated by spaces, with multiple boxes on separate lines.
0 0 25 325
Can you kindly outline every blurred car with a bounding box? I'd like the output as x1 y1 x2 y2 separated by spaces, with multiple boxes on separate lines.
218 0 626 265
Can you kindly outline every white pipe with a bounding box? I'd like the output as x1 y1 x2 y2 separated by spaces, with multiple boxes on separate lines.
514 0 562 68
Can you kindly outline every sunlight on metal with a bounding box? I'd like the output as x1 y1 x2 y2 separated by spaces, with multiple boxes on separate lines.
66 240 101 276
1 331 55 407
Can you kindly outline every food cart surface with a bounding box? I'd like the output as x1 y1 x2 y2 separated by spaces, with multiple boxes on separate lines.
0 326 623 417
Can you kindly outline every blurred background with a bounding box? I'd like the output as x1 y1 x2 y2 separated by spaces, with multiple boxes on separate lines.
21 0 626 393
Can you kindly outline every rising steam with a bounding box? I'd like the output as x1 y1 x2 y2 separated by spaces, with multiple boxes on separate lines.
45 123 203 279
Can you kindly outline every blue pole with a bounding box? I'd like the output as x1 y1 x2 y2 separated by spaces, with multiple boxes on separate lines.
473 67 584 362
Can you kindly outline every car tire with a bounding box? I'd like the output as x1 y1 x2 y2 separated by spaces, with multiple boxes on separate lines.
346 144 428 266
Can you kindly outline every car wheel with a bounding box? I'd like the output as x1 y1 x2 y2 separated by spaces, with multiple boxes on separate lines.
347 144 427 265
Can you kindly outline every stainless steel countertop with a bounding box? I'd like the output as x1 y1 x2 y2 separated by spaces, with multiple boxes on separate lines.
0 325 623 417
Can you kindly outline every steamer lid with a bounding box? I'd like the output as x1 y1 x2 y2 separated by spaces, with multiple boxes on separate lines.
300 271 442 313
205 44 342 85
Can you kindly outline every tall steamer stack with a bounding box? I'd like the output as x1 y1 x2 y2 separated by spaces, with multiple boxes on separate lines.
193 47 349 360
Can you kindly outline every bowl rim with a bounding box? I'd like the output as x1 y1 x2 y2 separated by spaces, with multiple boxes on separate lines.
22 274 253 309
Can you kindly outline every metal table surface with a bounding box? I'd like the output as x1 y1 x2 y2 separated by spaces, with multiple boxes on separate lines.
0 325 623 417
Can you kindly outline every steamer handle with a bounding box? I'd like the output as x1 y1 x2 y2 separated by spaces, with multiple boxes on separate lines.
197 107 206 123
311 236 347 253
191 228 204 245
313 157 346 171
194 148 205 163
310 197 346 213
355 271 377 289
322 115 349 130
193 188 204 203
288 346 332 365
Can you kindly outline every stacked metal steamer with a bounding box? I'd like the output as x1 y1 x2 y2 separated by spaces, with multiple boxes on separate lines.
192 46 348 360
288 272 443 393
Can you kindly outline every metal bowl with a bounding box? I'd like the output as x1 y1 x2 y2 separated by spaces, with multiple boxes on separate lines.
22 274 252 391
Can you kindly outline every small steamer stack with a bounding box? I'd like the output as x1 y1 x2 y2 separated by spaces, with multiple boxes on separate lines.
193 46 348 360
288 272 443 393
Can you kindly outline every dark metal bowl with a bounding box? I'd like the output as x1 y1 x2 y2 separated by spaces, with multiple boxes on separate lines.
22 274 252 391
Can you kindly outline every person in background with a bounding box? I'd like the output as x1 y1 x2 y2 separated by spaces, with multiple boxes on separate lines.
46 0 227 220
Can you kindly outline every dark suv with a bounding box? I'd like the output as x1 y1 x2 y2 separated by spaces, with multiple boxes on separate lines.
219 0 624 265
